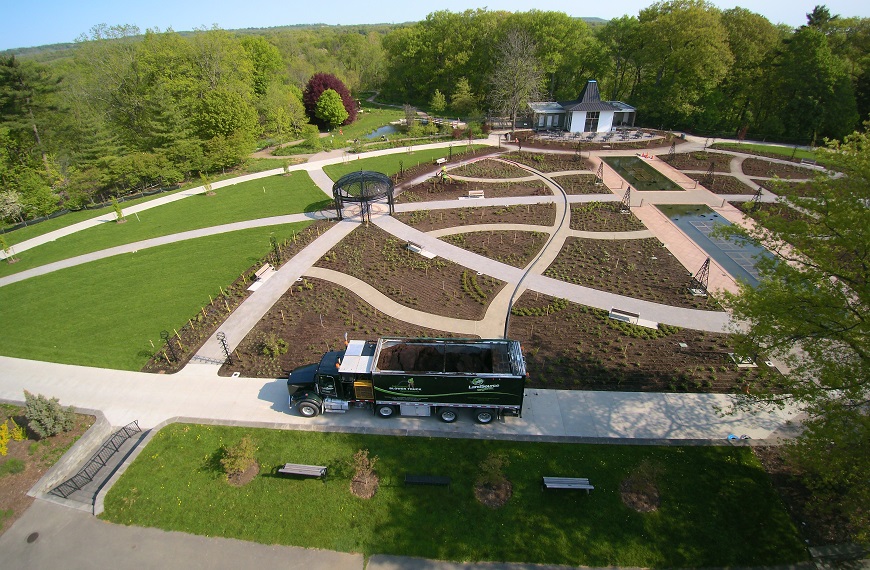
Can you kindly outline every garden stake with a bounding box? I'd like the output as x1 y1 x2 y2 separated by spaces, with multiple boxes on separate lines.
201 307 206 318
280 310 285 323
209 294 213 305
174 328 180 339
224 299 231 313
149 339 154 348
177 338 185 351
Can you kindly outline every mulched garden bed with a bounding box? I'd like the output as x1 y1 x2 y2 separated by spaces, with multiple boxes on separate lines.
730 201 811 225
507 293 768 392
449 158 531 179
665 151 733 172
544 237 719 310
751 179 817 197
502 151 594 173
552 173 612 194
394 203 556 231
741 158 815 179
0 405 95 535
570 201 647 232
142 220 336 374
687 173 755 194
440 230 549 269
219 279 474 378
315 224 505 320
709 143 804 163
396 178 550 203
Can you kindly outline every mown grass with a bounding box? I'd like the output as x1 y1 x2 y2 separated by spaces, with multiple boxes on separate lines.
0 223 310 370
711 142 817 162
0 173 330 278
102 424 808 567
324 145 486 181
1 160 305 247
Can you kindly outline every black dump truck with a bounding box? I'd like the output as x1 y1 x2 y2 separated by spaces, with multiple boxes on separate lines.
287 337 526 423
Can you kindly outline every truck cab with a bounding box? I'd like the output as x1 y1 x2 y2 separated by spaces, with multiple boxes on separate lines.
287 342 377 417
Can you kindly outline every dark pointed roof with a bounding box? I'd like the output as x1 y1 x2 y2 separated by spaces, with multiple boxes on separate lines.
560 80 618 112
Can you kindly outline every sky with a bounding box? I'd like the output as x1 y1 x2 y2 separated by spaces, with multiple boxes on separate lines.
2 0 868 52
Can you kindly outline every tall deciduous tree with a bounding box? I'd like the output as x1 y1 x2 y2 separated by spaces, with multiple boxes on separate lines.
487 29 544 130
314 89 349 129
302 72 356 127
722 125 869 542
450 77 477 116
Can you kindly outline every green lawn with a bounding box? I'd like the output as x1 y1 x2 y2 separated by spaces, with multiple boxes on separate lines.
1 161 303 247
0 172 330 278
102 424 808 567
711 142 817 162
324 145 486 181
0 223 310 370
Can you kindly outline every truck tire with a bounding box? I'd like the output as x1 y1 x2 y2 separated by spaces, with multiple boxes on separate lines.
297 401 320 418
438 408 458 423
376 404 396 418
474 409 495 424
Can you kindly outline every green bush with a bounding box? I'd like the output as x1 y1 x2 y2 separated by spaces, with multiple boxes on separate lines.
24 391 75 440
260 333 289 359
220 435 257 477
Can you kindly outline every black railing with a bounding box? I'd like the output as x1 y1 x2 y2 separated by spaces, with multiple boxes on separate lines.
50 420 141 499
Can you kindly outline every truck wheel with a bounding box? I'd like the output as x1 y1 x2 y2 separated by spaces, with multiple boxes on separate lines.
297 401 320 417
376 405 396 418
439 408 458 423
475 409 494 424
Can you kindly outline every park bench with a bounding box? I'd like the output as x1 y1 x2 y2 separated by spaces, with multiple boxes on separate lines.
467 190 485 199
406 241 436 259
405 474 451 487
278 463 327 479
542 477 594 494
254 263 274 280
434 157 447 165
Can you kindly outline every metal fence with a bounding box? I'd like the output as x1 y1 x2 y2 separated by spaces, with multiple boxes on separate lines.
49 420 142 499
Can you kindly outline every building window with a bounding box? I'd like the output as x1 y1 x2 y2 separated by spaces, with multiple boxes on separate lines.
584 112 600 132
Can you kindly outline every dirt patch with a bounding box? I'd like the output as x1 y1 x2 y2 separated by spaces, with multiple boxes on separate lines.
441 230 549 268
394 204 556 231
474 481 512 509
0 405 95 536
620 478 660 513
552 173 612 195
544 237 713 310
507 293 766 393
570 201 647 232
741 158 815 179
512 130 683 153
396 178 550 203
315 224 504 320
220 278 477 378
665 151 733 172
227 463 259 487
687 173 755 194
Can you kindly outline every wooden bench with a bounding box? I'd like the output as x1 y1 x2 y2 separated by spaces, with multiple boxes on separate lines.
405 474 451 487
467 190 485 199
278 463 327 479
254 263 274 280
434 157 447 165
406 242 436 259
542 477 594 493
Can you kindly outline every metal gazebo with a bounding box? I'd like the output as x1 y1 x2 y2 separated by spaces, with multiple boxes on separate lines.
332 170 395 222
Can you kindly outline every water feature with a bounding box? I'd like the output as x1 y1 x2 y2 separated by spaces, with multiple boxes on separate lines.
656 204 774 286
364 124 400 139
602 156 682 191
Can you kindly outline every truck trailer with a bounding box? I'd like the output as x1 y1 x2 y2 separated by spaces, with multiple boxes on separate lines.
287 337 526 423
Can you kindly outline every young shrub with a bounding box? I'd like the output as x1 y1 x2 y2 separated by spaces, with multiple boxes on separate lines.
24 391 75 440
8 417 26 441
260 332 289 359
350 449 379 499
0 422 8 456
110 196 125 222
0 458 25 477
220 436 257 480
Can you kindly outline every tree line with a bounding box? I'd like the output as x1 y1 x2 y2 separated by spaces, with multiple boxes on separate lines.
2 2 867 224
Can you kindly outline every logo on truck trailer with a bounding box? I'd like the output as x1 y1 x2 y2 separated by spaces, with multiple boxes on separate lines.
469 378 500 391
